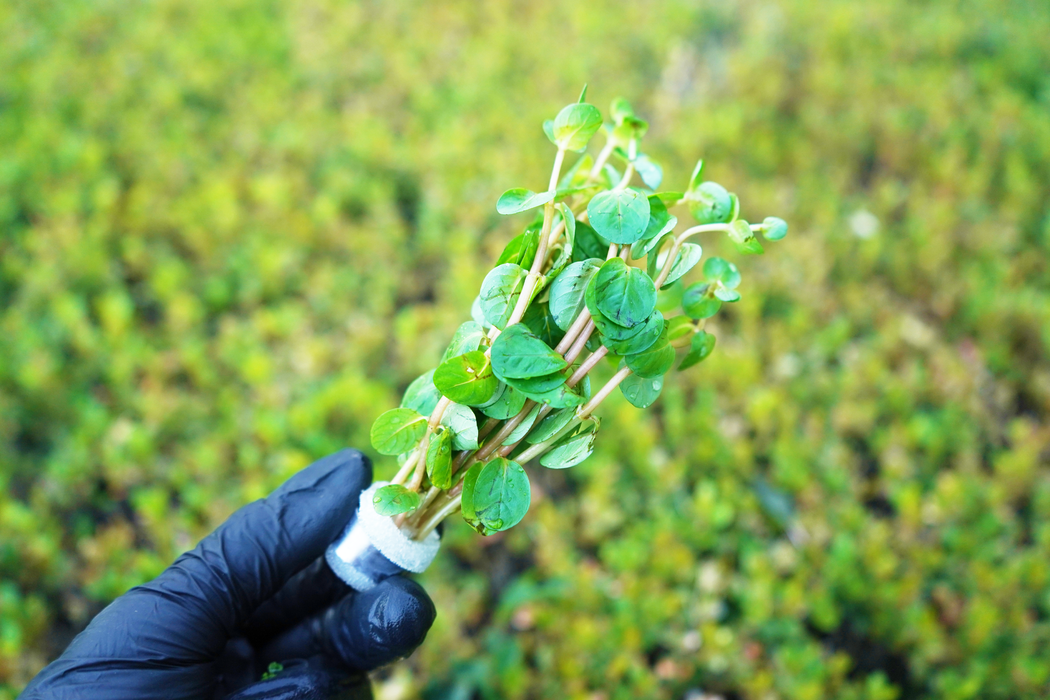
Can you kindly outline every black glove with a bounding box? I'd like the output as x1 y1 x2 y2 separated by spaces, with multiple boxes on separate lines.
20 449 436 700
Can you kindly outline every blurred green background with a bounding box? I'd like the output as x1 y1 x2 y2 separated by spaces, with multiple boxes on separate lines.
2 0 1050 698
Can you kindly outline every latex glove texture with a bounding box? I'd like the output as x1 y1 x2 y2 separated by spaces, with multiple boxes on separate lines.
20 449 436 700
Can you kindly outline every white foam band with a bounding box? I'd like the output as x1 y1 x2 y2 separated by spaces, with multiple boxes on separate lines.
327 481 441 588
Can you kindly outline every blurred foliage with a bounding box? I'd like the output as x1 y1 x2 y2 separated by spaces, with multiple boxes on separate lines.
2 0 1050 698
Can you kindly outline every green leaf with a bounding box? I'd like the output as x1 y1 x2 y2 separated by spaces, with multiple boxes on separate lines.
762 216 789 241
503 369 567 395
440 402 479 450
517 381 585 409
667 315 696 343
557 153 594 190
686 181 733 224
460 462 483 522
370 408 427 456
401 370 441 416
688 159 704 191
634 154 663 189
578 83 589 103
656 279 684 313
496 229 540 268
702 257 740 289
572 221 608 262
490 323 568 380
657 242 702 288
462 457 531 533
591 257 657 327
556 183 602 199
632 228 673 262
549 259 600 331
610 97 635 122
479 383 527 420
433 350 498 406
728 219 764 254
619 371 663 408
497 188 555 215
479 263 527 330
679 330 716 370
426 427 454 489
502 403 543 445
526 407 578 444
542 120 556 146
551 103 603 152
471 295 488 328
625 333 675 378
556 202 576 241
522 301 565 349
600 310 664 355
442 321 487 362
372 484 421 516
715 287 741 302
682 283 722 319
540 419 598 469
631 197 676 260
656 191 685 207
587 189 651 245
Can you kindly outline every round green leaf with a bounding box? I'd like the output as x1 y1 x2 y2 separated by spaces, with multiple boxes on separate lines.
479 383 527 420
630 197 676 260
462 457 531 533
433 351 498 406
715 287 741 303
702 257 740 289
666 316 696 343
370 408 427 456
679 330 716 370
587 189 651 245
551 103 603 152
504 369 567 395
686 181 733 224
401 369 441 416
600 310 664 355
372 484 421 516
426 427 454 490
442 321 487 362
682 283 722 319
496 188 555 215
549 260 600 331
763 216 789 241
490 323 568 380
728 219 764 255
591 258 657 327
539 419 598 469
479 263 527 330
619 372 663 409
439 402 478 450
625 333 675 379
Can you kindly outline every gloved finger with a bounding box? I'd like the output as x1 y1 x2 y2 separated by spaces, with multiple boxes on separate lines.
221 657 373 700
259 577 436 672
239 556 349 648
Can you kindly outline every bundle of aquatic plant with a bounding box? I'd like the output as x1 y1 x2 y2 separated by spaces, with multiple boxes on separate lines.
364 89 787 541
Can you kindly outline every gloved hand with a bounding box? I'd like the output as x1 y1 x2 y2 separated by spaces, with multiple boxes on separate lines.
20 449 436 700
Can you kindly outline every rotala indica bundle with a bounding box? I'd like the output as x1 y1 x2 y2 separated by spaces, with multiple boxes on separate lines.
365 89 787 542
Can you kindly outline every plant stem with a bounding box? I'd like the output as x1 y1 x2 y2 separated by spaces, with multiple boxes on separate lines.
589 139 615 180
579 366 632 419
415 492 463 540
391 448 420 485
506 148 567 327
513 417 584 463
564 319 595 365
555 308 592 355
568 346 607 387
472 400 537 464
